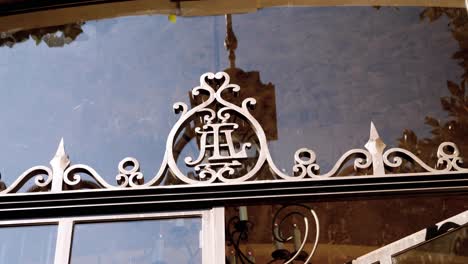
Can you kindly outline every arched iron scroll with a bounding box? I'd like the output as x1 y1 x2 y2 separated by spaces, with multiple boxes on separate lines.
0 72 467 194
269 205 320 264
226 204 319 264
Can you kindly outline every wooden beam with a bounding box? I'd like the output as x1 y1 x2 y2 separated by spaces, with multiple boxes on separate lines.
260 0 465 8
0 0 465 34
0 0 177 32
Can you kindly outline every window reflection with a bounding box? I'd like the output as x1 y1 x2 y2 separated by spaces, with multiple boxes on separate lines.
70 217 201 264
0 225 57 264
393 225 468 264
0 7 466 186
225 195 468 264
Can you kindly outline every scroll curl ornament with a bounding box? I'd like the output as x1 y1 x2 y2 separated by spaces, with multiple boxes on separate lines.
270 204 320 263
293 148 320 177
226 204 320 264
167 71 357 183
437 142 465 171
1 72 467 194
267 147 372 180
383 142 467 173
62 155 167 189
165 72 269 184
64 164 116 189
116 157 144 187
0 166 52 194
126 69 349 184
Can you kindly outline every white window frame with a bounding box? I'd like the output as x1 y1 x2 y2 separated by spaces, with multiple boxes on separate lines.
0 207 225 264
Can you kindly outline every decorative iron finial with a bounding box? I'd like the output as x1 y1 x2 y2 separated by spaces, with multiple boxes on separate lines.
225 14 238 69
50 138 70 191
0 72 467 195
365 122 386 176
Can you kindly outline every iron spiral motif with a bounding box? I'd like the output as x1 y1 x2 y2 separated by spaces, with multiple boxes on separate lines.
383 141 465 173
269 205 320 264
226 204 320 264
0 71 467 194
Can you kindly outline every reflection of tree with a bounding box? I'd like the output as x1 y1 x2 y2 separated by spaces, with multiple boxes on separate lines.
397 8 468 172
0 173 5 191
337 7 468 176
0 22 84 48
398 80 467 172
420 8 468 81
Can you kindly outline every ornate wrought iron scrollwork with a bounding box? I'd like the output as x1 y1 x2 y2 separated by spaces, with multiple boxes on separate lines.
0 71 466 194
0 166 52 193
269 205 320 264
383 141 466 173
226 204 320 264
116 157 144 187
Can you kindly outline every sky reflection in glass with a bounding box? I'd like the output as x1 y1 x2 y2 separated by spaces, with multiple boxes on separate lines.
70 218 201 264
0 225 57 264
0 7 463 184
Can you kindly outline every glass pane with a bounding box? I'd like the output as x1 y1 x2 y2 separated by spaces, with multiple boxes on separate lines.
224 194 468 263
0 225 57 264
393 225 468 264
0 6 466 187
70 217 202 264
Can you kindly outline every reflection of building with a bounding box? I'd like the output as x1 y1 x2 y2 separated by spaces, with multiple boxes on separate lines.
171 14 278 183
191 15 277 142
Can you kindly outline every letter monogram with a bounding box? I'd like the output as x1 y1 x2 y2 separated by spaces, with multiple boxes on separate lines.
185 123 251 167
166 72 265 184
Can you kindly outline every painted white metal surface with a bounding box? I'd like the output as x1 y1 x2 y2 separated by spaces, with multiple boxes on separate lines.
0 72 465 196
353 209 468 264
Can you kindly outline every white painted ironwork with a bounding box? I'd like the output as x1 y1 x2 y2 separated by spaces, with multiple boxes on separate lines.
272 205 320 264
54 219 73 264
50 138 70 192
226 204 319 263
0 71 467 194
353 209 468 264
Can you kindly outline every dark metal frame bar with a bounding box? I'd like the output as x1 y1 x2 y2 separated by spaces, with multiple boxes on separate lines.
0 0 133 17
0 172 466 220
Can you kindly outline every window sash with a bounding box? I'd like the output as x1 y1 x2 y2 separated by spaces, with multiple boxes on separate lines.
0 208 225 264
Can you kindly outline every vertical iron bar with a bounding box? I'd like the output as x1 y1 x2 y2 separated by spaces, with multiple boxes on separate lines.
53 219 73 264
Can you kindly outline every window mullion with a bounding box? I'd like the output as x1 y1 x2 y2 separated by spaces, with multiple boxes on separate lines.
202 207 225 264
53 219 73 264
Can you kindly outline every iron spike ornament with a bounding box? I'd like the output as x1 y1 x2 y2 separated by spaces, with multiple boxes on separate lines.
50 138 70 192
0 71 467 194
365 122 386 176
